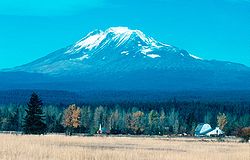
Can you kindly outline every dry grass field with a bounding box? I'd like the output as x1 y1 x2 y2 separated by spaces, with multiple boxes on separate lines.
0 134 249 160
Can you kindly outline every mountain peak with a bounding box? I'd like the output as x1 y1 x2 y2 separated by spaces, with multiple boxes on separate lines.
106 27 147 41
107 26 133 34
65 26 172 59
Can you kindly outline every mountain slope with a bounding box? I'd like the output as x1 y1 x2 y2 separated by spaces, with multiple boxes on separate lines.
2 27 250 91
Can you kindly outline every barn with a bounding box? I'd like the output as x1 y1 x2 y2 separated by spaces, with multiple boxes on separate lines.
195 123 224 137
195 123 213 136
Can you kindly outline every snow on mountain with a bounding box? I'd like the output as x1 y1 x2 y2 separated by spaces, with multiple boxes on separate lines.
189 54 203 60
64 27 185 61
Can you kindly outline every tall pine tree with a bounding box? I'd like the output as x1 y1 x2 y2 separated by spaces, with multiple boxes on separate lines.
23 93 46 134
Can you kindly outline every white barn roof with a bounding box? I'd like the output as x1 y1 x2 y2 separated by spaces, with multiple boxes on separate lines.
206 127 224 136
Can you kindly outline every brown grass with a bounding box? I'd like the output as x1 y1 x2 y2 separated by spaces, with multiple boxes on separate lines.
0 134 249 160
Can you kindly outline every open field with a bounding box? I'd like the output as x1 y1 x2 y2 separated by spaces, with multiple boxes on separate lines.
0 134 249 160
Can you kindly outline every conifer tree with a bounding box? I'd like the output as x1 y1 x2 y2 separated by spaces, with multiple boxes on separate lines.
9 108 20 131
23 93 46 134
186 113 197 134
80 106 92 133
159 109 166 135
168 109 179 134
148 110 159 135
92 106 105 134
110 109 120 134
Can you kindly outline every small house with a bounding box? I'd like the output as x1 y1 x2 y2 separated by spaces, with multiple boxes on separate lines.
97 124 110 134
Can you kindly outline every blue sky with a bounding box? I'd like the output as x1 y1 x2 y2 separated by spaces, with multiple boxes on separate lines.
0 0 249 68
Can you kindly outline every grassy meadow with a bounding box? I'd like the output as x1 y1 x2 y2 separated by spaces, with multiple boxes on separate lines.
0 134 249 160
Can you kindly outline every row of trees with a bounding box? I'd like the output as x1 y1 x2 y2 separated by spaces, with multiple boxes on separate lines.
0 93 249 138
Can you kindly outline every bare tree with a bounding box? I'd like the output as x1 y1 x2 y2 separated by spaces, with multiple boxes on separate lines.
217 113 227 130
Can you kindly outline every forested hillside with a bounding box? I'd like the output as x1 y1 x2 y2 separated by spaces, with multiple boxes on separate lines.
0 95 249 136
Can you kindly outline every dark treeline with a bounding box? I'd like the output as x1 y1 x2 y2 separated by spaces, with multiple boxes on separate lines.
2 89 250 105
0 95 249 136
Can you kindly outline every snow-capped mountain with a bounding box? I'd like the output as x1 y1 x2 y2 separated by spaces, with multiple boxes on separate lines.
9 27 207 74
2 27 250 91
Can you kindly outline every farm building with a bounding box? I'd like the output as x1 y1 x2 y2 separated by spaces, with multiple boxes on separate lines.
206 127 224 137
195 123 224 137
97 124 110 134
